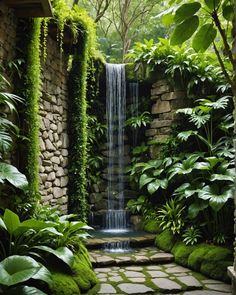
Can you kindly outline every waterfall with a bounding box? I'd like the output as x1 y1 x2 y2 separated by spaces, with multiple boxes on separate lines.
104 63 128 233
129 82 139 146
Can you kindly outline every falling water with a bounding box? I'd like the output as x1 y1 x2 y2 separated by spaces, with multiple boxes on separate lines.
104 63 129 234
129 82 139 146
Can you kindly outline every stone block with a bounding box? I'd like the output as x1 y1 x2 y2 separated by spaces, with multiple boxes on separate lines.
45 139 56 151
56 167 64 177
48 172 56 181
60 176 68 187
159 111 175 120
51 156 60 164
89 193 104 204
152 79 168 88
150 119 172 129
145 129 157 137
53 187 64 199
152 100 171 114
151 84 170 96
161 91 185 101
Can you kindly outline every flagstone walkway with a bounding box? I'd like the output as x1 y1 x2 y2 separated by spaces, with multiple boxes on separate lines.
89 247 232 294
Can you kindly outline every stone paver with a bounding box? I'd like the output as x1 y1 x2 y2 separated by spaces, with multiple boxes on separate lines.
152 278 182 292
92 247 232 294
118 283 153 294
98 283 117 293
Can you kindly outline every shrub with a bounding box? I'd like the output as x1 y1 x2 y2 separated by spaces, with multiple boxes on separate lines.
200 260 232 283
50 272 80 295
155 229 177 252
171 242 197 267
143 220 162 233
72 255 98 292
188 244 213 271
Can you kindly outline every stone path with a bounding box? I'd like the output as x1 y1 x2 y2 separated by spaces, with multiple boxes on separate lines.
89 247 232 294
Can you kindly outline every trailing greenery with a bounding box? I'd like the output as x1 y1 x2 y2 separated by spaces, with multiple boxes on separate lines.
58 3 97 221
24 19 42 202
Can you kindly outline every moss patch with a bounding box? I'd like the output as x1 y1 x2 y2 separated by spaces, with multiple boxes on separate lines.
143 220 161 233
50 272 80 295
171 242 197 267
188 244 214 271
72 255 98 292
155 229 177 252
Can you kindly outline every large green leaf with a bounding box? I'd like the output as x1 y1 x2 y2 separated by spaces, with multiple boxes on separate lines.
6 286 47 295
139 174 155 188
192 24 217 52
204 0 221 10
171 16 199 45
147 179 168 194
223 4 234 20
198 185 233 211
0 256 40 286
3 209 21 235
174 2 201 23
0 163 28 189
34 246 74 268
0 130 12 153
188 201 208 218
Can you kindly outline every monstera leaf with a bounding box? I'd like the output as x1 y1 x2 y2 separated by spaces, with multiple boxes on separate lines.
0 255 51 287
0 163 28 189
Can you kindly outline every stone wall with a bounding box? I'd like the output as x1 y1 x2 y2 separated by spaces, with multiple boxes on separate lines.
145 79 187 158
0 3 17 64
39 36 69 213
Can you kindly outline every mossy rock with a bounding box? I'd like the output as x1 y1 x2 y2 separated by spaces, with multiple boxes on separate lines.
199 246 233 282
188 244 214 271
171 242 197 267
155 229 177 252
72 255 98 292
143 220 161 234
50 272 80 295
200 260 232 282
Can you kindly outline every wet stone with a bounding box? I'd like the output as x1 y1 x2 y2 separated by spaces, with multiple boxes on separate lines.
165 266 191 273
183 291 231 295
206 284 231 292
146 265 162 270
118 283 154 294
147 270 168 278
109 275 123 282
124 271 145 278
95 267 112 273
98 283 117 294
152 278 182 292
129 277 146 283
177 276 202 288
150 253 174 262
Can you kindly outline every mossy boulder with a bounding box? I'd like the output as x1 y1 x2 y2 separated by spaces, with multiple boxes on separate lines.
188 244 214 271
143 220 161 233
171 242 197 267
50 272 80 295
155 229 177 252
72 255 98 292
200 246 233 282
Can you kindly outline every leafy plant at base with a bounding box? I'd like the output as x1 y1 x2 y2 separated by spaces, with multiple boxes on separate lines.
0 255 50 294
126 111 151 129
126 195 147 215
0 69 28 200
182 226 202 245
157 199 186 235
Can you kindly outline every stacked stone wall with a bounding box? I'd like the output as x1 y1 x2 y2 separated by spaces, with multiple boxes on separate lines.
0 3 16 64
145 79 186 158
39 36 69 212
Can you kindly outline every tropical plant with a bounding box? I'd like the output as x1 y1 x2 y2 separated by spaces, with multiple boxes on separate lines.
182 226 202 245
126 111 151 129
157 199 186 235
0 70 28 198
0 255 50 295
126 195 147 215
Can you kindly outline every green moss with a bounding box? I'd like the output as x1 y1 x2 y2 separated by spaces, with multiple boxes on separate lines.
203 246 233 262
25 18 42 200
155 229 177 252
72 255 98 292
125 63 143 81
200 260 232 283
143 220 162 233
188 244 214 271
171 242 197 267
50 272 80 295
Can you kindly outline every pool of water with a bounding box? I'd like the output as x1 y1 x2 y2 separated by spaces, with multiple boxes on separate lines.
89 229 148 239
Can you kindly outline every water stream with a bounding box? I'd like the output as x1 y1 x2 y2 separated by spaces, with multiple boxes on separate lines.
103 63 131 252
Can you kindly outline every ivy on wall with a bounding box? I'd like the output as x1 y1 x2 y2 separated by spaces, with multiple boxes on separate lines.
24 18 42 201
